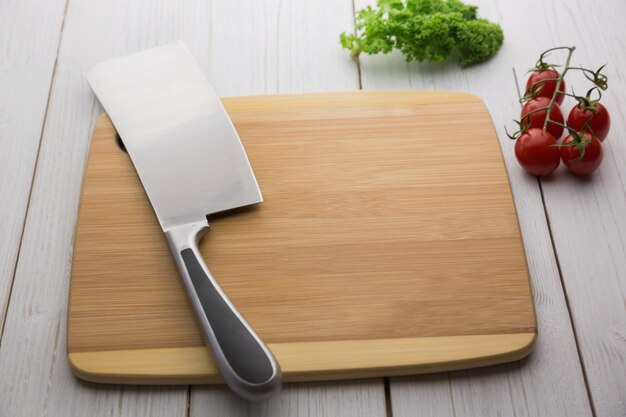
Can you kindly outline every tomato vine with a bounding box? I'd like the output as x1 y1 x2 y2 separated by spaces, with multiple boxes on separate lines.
507 46 610 176
508 46 609 162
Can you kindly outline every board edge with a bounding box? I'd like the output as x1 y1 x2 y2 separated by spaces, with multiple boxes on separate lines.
68 332 536 385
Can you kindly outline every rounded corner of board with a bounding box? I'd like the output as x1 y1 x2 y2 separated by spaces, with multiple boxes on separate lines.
66 347 223 385
401 332 539 375
510 331 538 360
92 113 115 140
467 332 537 367
67 351 103 384
449 91 491 111
67 350 140 385
96 112 112 125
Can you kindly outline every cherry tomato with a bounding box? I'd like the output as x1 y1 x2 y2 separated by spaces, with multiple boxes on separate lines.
514 128 560 176
521 97 564 140
560 134 603 175
567 102 611 141
525 68 566 105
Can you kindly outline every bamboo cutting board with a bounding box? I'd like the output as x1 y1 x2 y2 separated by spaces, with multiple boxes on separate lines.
68 91 536 384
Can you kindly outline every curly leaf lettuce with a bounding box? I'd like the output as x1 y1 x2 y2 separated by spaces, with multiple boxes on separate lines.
340 0 504 67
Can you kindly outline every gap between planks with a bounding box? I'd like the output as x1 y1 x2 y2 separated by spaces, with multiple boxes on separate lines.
535 178 597 417
0 0 70 343
512 66 597 417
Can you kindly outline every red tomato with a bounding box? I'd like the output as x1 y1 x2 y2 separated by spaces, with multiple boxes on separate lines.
514 128 560 176
560 134 603 175
567 102 611 141
525 68 566 104
521 97 565 140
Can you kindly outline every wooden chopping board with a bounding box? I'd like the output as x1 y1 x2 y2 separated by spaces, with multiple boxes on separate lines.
68 91 536 384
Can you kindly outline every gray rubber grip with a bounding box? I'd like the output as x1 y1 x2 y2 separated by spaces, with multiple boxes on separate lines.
180 248 273 384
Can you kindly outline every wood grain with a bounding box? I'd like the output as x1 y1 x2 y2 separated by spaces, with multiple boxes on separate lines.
68 91 535 383
356 1 596 416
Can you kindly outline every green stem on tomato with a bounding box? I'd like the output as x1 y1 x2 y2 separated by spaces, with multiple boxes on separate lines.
546 121 568 128
566 66 596 75
523 77 566 103
523 78 560 102
543 46 575 131
540 46 572 55
522 106 550 117
537 46 573 68
527 78 560 90
520 106 567 129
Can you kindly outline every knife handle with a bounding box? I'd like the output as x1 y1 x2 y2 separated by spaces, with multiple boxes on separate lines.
165 221 282 401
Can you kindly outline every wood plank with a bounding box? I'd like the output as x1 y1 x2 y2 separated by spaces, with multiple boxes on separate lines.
190 379 384 417
530 1 626 416
0 0 67 335
187 0 386 414
0 0 212 415
355 0 594 415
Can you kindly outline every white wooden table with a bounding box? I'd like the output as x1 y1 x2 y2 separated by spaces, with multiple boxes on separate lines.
1 1 624 416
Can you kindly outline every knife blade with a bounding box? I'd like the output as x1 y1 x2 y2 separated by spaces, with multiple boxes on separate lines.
87 41 281 401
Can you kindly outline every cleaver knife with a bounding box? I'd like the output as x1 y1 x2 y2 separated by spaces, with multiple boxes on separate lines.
86 42 281 401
